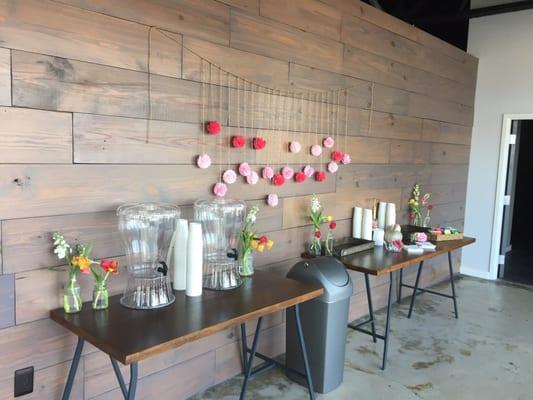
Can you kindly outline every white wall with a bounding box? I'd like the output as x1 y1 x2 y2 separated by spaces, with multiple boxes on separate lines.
463 9 533 279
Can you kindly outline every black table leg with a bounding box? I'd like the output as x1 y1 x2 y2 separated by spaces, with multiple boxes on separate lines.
110 357 128 398
381 272 394 370
407 261 424 319
240 324 248 372
448 251 459 319
62 337 84 400
398 269 403 303
364 273 377 343
109 357 138 399
239 317 263 400
294 304 316 400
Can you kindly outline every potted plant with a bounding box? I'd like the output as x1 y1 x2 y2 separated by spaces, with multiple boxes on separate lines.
239 206 273 276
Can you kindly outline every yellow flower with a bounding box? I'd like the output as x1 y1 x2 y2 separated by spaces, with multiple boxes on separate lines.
72 256 91 272
251 240 259 249
408 199 415 204
325 215 332 222
257 244 265 252
266 240 274 249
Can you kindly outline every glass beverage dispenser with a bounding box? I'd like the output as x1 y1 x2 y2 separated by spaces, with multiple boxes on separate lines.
117 202 180 309
194 198 246 290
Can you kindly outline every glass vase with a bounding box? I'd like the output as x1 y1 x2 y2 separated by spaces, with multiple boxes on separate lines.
63 274 82 314
92 281 109 310
239 250 254 277
324 231 334 256
309 229 322 256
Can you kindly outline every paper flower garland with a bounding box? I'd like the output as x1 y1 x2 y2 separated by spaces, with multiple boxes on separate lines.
252 137 266 150
213 182 227 197
303 165 315 178
262 166 274 180
294 171 306 183
267 194 279 207
323 136 334 148
222 169 237 184
331 150 343 162
315 171 326 182
327 161 339 173
273 174 285 186
310 144 322 157
289 141 301 153
238 162 252 177
205 121 221 135
341 153 351 164
231 135 246 148
281 166 294 180
246 170 259 185
196 154 212 169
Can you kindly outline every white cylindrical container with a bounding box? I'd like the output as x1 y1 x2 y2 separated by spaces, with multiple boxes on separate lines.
362 208 373 240
372 228 385 246
377 202 387 229
172 218 188 291
353 207 362 238
186 222 203 297
385 203 396 229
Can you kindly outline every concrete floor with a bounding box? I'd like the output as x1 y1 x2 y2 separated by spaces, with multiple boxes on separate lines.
191 277 533 400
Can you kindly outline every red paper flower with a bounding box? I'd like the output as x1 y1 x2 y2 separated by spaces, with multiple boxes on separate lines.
427 204 433 210
273 173 285 186
314 231 322 238
329 221 337 230
331 150 343 162
231 135 246 148
259 235 268 244
205 121 221 135
315 171 326 182
252 137 266 150
294 172 306 183
100 259 119 274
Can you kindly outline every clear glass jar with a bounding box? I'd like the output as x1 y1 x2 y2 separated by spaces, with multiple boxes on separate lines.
194 198 246 290
64 275 82 314
239 250 254 277
92 281 109 310
324 231 334 256
309 229 322 256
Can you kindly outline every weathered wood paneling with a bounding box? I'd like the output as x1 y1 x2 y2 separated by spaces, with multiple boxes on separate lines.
430 143 470 165
0 0 148 71
0 274 14 329
0 107 72 163
422 119 472 145
389 140 431 165
149 29 182 79
57 0 230 46
0 48 10 106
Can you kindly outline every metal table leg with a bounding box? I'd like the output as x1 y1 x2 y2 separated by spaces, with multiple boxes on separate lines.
240 324 248 372
127 363 138 400
364 273 377 343
398 269 403 303
62 337 84 400
239 317 263 400
407 261 424 319
294 304 316 400
381 273 394 370
109 358 138 400
448 251 459 319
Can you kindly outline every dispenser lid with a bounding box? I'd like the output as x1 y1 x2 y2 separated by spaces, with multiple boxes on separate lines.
194 198 246 211
117 203 180 219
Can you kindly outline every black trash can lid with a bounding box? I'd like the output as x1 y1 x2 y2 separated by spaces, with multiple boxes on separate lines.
319 261 350 287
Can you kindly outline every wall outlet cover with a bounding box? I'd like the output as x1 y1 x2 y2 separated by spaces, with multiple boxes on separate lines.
14 366 34 397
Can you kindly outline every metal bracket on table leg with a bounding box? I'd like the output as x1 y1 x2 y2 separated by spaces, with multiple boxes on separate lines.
62 337 85 400
110 358 138 400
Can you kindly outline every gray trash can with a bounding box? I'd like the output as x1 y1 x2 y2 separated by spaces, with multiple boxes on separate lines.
285 256 353 393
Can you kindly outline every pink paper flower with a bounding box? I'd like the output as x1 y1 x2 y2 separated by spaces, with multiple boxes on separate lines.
262 166 274 180
238 162 251 177
289 141 301 153
246 170 259 185
310 144 322 157
213 182 227 197
323 136 334 148
328 161 339 173
267 194 279 207
281 166 294 180
341 153 351 164
222 169 237 184
303 165 315 178
196 153 211 169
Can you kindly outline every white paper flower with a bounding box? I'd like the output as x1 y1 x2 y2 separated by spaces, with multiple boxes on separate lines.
52 232 70 260
246 205 259 224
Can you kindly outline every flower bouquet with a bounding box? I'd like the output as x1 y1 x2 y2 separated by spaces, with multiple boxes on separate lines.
408 183 433 227
90 259 119 310
239 206 273 276
308 194 333 256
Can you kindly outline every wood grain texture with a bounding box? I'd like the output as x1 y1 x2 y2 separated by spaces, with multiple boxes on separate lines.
260 0 341 41
0 0 148 71
389 140 431 165
0 274 14 329
0 107 72 164
430 143 470 165
57 0 231 46
0 48 10 106
149 29 182 79
422 119 472 145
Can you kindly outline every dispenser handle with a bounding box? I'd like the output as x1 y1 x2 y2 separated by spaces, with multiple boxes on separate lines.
227 248 239 260
157 261 169 276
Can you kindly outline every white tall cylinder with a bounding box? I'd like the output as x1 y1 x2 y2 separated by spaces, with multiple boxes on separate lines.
186 222 203 297
377 201 387 229
385 203 396 229
172 219 188 291
353 207 362 238
362 208 373 240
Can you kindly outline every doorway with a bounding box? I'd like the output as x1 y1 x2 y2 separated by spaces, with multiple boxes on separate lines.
498 119 533 284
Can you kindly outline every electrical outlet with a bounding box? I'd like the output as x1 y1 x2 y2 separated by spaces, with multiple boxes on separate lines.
14 367 33 397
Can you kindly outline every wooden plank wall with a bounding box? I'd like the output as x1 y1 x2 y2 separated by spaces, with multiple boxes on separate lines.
0 0 477 398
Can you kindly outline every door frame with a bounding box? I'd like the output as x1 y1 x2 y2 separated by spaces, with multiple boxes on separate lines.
490 114 533 280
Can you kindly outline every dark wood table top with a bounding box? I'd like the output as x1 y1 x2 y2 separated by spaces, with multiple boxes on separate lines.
50 270 322 364
340 237 476 276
